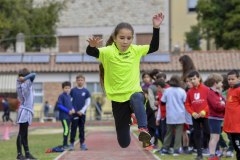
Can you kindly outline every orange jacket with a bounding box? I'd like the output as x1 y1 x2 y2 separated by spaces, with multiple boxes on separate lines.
223 84 240 133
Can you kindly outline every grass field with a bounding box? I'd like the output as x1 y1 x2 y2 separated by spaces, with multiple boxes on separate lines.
0 129 63 160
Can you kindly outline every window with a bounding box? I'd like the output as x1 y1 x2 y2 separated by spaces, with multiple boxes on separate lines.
58 36 79 52
136 33 152 45
188 0 198 12
136 33 159 52
34 82 43 104
86 82 103 93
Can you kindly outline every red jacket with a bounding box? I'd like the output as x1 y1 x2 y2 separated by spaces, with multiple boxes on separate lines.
223 84 240 133
185 83 209 117
207 88 225 118
157 92 166 119
157 84 170 119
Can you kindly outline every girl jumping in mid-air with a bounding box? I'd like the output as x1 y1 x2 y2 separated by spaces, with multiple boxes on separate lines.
86 12 164 149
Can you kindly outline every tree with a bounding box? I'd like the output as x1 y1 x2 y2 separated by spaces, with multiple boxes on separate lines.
185 25 201 50
0 0 64 51
196 0 240 50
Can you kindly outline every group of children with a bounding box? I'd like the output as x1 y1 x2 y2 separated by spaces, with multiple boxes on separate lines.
16 71 90 160
57 74 91 151
14 10 240 160
140 68 240 160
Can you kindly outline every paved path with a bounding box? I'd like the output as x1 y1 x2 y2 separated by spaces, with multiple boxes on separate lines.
57 127 159 160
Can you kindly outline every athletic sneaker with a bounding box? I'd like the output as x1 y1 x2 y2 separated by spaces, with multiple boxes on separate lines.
138 128 151 148
207 155 220 160
159 148 170 155
25 153 37 160
226 150 234 157
183 149 192 154
173 149 181 156
62 145 69 150
202 148 210 156
144 145 154 151
215 150 223 157
16 154 25 160
80 143 88 151
69 143 74 151
195 155 203 160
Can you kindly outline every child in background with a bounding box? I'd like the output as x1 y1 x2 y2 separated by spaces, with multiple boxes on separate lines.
155 79 167 145
183 77 194 154
16 68 37 160
220 74 234 157
141 72 152 90
86 12 164 148
57 81 75 149
223 70 240 160
159 75 187 156
143 89 156 150
2 97 13 124
185 70 210 160
70 74 91 151
204 73 225 160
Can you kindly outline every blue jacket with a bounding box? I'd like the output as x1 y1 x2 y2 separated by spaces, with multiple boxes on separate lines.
57 92 73 120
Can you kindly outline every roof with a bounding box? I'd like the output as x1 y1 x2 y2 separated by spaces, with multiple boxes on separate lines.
0 51 239 73
0 74 17 93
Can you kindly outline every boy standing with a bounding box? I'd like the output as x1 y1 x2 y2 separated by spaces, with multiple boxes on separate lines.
223 70 240 160
185 70 210 160
70 75 91 150
57 81 75 149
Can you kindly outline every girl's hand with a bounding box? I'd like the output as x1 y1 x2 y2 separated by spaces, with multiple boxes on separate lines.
86 36 103 47
152 12 164 28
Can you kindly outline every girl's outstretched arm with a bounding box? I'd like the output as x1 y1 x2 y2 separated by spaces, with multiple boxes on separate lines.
147 12 165 54
86 37 103 58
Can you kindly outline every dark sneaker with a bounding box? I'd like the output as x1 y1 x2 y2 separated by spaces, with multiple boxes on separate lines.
183 148 192 154
16 154 25 160
138 128 151 147
173 149 181 156
142 141 150 148
195 155 203 160
159 148 170 155
62 145 69 150
80 143 88 151
202 148 210 156
25 153 37 160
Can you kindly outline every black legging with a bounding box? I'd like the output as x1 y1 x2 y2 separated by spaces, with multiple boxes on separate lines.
112 101 132 148
16 122 29 155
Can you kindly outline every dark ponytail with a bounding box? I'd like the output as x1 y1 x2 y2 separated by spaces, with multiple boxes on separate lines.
106 34 114 46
